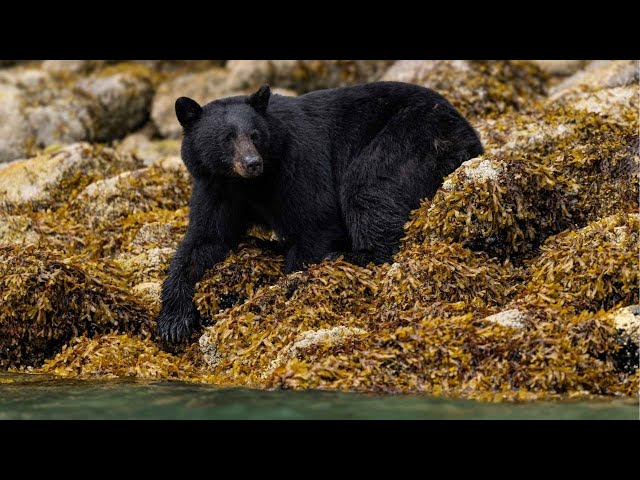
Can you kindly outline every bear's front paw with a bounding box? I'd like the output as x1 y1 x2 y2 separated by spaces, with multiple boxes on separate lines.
157 306 201 345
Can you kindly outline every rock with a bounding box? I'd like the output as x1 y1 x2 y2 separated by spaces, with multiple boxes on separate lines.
41 60 107 75
483 309 526 329
613 305 640 345
0 143 141 213
151 67 297 138
530 60 590 77
74 68 155 141
610 305 639 374
226 60 394 93
0 244 150 369
133 60 225 73
0 82 33 163
114 247 175 285
151 68 229 138
382 60 547 120
199 334 222 369
0 215 40 245
550 60 638 100
0 64 156 163
117 132 181 165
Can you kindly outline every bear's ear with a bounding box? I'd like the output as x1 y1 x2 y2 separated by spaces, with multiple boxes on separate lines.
175 97 202 128
246 84 271 115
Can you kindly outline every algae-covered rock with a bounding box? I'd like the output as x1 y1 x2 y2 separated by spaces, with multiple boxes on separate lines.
379 241 523 318
519 214 639 313
36 334 212 382
404 96 638 259
226 60 393 93
68 162 191 229
382 60 547 120
65 163 190 258
197 260 381 385
0 143 141 213
272 309 632 401
0 244 151 369
115 247 175 286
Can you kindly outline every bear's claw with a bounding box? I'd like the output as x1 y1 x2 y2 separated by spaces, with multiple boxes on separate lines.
157 307 200 345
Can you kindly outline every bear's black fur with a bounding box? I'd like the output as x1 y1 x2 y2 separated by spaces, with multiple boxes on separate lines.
158 81 483 344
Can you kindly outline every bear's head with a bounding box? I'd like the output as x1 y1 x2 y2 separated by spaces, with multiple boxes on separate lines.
175 84 272 179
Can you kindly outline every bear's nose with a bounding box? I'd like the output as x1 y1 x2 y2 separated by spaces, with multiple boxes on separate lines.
245 156 263 175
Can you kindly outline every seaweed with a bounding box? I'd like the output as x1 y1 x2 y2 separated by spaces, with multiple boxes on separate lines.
0 244 151 369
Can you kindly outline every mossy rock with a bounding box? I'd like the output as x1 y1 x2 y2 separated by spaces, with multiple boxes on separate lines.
0 244 151 369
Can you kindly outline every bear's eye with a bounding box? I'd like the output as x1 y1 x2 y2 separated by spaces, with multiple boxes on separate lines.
250 130 259 142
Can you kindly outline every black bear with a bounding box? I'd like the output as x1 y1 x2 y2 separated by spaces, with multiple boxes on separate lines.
158 81 483 344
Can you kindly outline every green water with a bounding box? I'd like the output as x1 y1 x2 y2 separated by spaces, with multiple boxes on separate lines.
0 373 637 419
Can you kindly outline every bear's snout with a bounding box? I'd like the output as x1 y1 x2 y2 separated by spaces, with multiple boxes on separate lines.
232 135 263 178
243 155 263 177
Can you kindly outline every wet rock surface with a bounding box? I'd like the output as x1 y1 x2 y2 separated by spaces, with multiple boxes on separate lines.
0 60 637 401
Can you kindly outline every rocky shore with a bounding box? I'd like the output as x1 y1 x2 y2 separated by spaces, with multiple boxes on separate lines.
0 60 637 401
